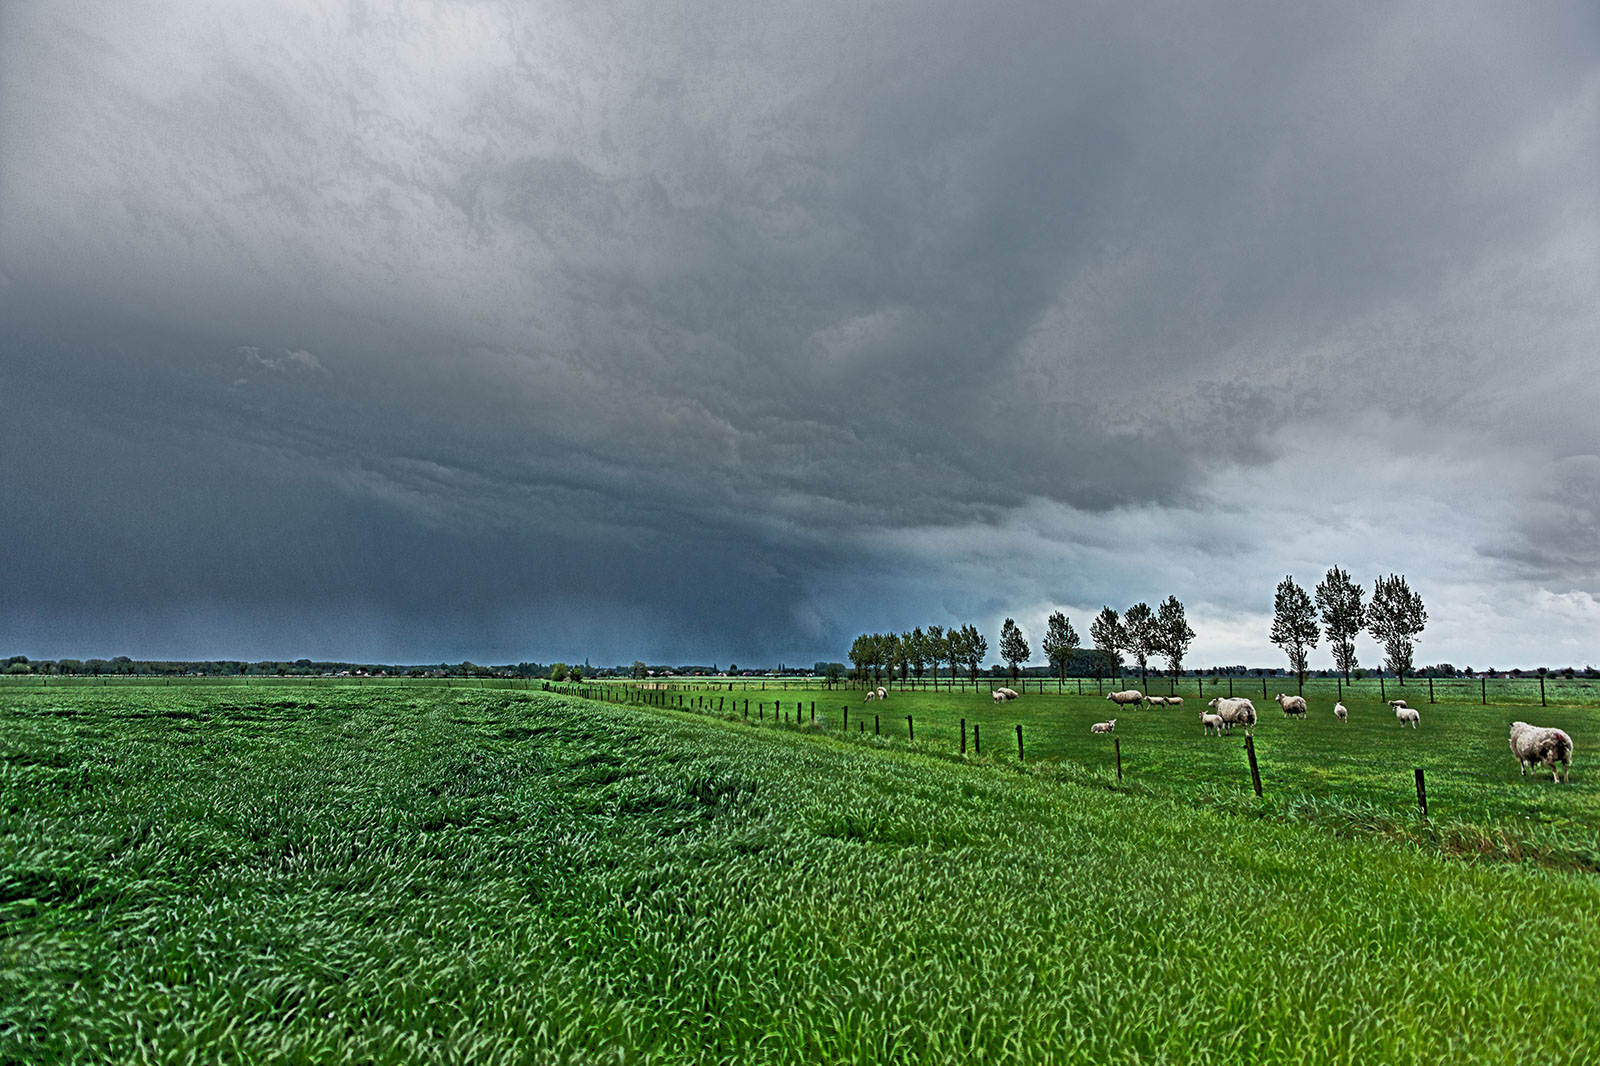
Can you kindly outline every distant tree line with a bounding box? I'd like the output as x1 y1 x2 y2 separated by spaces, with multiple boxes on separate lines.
1270 568 1429 687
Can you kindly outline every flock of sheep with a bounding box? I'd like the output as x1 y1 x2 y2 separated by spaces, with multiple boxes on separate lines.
1082 687 1575 783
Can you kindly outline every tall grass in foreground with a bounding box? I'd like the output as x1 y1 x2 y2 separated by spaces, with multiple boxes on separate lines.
3 687 1598 1064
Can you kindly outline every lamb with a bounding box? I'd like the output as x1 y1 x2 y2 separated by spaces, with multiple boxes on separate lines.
1199 712 1224 736
1274 693 1309 719
1105 689 1145 707
1333 701 1348 723
1509 721 1574 783
1206 696 1257 733
1395 705 1420 728
1147 695 1167 707
1387 699 1410 709
1166 695 1183 707
1090 719 1116 734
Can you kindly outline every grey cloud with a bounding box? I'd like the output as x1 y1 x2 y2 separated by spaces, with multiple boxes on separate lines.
2 0 1597 663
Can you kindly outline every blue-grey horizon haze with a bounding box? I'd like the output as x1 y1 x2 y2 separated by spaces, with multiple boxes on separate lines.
2 1 1597 670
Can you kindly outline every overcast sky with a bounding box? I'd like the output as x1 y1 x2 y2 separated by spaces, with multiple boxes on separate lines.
3 1 1597 669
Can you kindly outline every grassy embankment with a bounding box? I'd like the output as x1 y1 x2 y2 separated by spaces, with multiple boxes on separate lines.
4 685 1598 1064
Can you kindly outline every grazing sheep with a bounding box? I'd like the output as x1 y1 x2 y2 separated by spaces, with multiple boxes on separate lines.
1388 699 1410 709
993 690 1006 704
876 687 888 700
1274 693 1309 718
1207 697 1257 733
1106 689 1145 708
1333 701 1348 723
1509 721 1574 783
1167 695 1184 707
864 690 876 701
1199 712 1224 736
997 687 1019 700
1090 719 1116 734
1395 705 1420 728
1147 695 1168 707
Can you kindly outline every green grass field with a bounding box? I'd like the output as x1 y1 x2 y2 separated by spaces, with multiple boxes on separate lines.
4 683 1597 1063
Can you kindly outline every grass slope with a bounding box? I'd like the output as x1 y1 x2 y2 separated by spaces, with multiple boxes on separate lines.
3 686 1598 1064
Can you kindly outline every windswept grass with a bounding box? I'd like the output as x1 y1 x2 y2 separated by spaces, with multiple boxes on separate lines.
4 686 1598 1064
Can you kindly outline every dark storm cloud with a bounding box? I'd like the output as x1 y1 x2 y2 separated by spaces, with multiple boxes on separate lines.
2 0 1597 664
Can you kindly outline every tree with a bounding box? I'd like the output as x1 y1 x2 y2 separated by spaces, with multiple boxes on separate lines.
907 627 929 684
1368 573 1427 684
825 662 842 688
1315 566 1366 683
549 663 569 682
926 624 946 689
1123 602 1158 690
959 624 987 687
569 663 585 682
999 618 1031 686
1155 596 1195 680
848 634 871 685
1089 607 1126 681
1041 611 1081 684
631 660 648 680
1270 575 1319 690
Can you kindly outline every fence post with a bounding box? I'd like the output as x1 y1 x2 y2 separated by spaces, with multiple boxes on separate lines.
1016 724 1024 762
1481 676 1486 705
1337 677 1342 702
1245 735 1262 796
974 724 980 754
960 718 967 755
1414 767 1428 817
875 714 880 736
1541 675 1547 707
843 707 848 731
1262 677 1267 699
1114 737 1122 782
1380 677 1386 701
1428 678 1434 704
906 715 914 742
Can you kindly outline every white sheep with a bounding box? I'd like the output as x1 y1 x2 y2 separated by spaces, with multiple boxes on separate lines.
1090 719 1116 734
992 690 1006 704
1387 699 1410 710
1274 693 1309 718
1509 721 1574 783
1333 701 1348 723
876 687 888 700
997 687 1019 700
864 689 876 701
1395 705 1420 728
1147 695 1168 707
1166 695 1184 707
1207 697 1257 733
1199 712 1224 736
1105 689 1145 708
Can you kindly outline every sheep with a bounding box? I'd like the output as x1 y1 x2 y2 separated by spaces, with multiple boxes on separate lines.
997 687 1019 700
1147 695 1168 707
1274 693 1309 719
1207 696 1257 733
1333 701 1348 723
1387 699 1410 710
1090 719 1116 734
993 690 1006 704
864 689 876 701
1509 721 1574 783
876 687 888 700
1199 712 1224 736
1166 695 1183 707
1395 705 1420 728
1105 689 1145 708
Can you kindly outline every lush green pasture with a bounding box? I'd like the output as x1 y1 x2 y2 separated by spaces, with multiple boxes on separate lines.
4 686 1598 1064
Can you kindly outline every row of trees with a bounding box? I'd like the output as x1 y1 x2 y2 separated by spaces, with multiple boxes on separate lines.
846 596 1197 691
1271 568 1427 685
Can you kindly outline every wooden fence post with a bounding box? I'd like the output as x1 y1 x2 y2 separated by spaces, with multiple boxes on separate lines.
1541 675 1547 707
974 724 980 754
1016 724 1024 762
1245 735 1262 797
906 715 914 742
1414 767 1428 817
875 714 880 736
960 718 967 755
843 707 848 731
1114 737 1122 782
1481 676 1486 705
1428 678 1434 704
